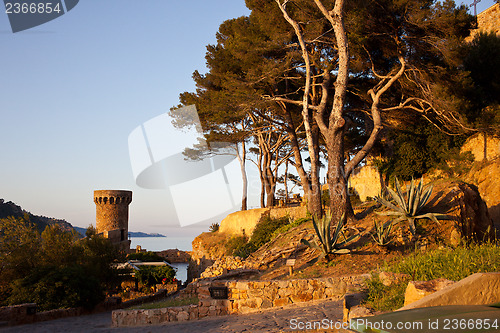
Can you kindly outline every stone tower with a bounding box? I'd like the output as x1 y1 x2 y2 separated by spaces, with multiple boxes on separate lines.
94 190 132 251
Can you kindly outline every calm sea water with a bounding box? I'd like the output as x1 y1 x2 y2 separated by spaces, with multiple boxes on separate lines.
129 236 193 252
129 236 194 283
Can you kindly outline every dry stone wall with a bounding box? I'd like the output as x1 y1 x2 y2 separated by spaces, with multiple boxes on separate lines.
473 4 500 37
112 275 369 327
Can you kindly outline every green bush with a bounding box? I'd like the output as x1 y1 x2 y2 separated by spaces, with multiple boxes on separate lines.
224 235 248 256
135 265 176 287
250 215 289 249
127 251 163 262
8 265 104 311
271 217 310 240
232 242 258 258
1 219 124 310
225 216 291 259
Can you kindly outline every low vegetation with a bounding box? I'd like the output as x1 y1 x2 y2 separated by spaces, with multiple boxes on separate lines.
366 242 500 311
135 265 176 288
0 215 126 311
301 214 360 261
375 177 447 236
371 220 394 246
225 216 290 258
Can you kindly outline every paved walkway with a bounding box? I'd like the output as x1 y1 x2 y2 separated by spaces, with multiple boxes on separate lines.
0 299 347 333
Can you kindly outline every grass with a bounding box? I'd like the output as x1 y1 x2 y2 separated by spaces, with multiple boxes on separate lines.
365 275 408 312
365 242 500 311
129 296 199 310
271 217 310 241
391 242 500 281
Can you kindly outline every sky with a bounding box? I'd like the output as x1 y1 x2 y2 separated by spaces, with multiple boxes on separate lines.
0 0 497 239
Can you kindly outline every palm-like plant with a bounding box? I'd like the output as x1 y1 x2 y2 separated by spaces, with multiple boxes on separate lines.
301 214 360 260
375 177 446 236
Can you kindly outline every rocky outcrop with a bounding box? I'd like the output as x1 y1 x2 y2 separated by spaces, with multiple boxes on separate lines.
404 279 455 306
423 181 494 245
467 159 500 229
188 232 228 282
219 206 307 238
157 249 191 263
399 273 500 310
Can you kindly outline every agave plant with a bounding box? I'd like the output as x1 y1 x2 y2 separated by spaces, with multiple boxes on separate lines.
301 214 360 260
371 220 394 246
375 177 446 236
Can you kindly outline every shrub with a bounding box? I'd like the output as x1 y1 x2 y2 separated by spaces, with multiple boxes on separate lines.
250 215 289 249
271 217 310 240
365 274 408 311
8 265 104 311
224 235 248 255
135 265 176 287
225 216 291 258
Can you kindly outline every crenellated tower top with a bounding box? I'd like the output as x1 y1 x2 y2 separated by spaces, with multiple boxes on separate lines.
94 190 132 251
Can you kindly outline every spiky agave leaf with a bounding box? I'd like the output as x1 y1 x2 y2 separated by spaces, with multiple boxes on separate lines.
302 214 359 260
336 232 361 248
332 248 351 254
375 196 405 214
300 238 321 251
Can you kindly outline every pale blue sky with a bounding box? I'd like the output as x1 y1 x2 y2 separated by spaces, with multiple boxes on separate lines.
0 1 496 239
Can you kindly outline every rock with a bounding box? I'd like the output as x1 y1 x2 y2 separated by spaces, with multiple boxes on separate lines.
378 272 409 286
343 292 368 322
200 256 246 279
423 181 494 244
467 159 500 229
400 272 500 310
404 279 455 306
348 306 375 321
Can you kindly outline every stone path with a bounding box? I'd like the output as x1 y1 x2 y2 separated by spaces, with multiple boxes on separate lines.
0 299 348 333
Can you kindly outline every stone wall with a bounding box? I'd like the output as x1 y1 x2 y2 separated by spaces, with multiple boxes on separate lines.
349 165 383 201
460 133 500 162
219 208 270 237
472 3 500 38
219 206 308 238
112 275 369 327
0 303 82 326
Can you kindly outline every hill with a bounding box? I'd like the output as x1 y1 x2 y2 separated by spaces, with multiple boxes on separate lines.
0 199 166 238
0 198 75 234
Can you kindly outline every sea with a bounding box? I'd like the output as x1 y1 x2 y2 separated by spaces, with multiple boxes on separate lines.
129 236 194 283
